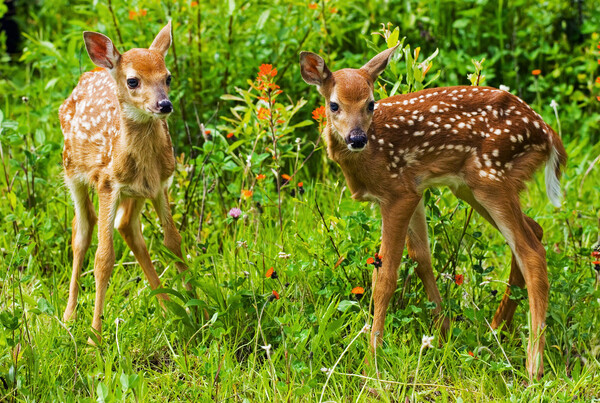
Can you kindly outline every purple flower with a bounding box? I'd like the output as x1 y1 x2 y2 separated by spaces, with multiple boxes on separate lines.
228 207 242 219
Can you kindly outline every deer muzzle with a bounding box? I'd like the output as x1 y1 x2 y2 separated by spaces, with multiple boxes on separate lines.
346 128 368 151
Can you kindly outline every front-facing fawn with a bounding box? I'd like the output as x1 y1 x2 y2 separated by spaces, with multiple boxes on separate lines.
59 22 189 342
300 46 567 379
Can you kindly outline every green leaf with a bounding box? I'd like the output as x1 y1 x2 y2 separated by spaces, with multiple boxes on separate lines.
96 382 109 402
34 128 46 144
221 94 245 101
45 77 59 90
37 297 55 315
337 300 358 313
0 311 19 330
148 288 186 302
387 27 400 48
120 372 130 392
291 120 314 129
256 10 270 29
452 19 470 29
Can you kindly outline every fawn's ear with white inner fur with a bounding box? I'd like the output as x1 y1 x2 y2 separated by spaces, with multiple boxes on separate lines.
83 31 121 70
360 43 400 81
299 51 332 87
149 21 172 57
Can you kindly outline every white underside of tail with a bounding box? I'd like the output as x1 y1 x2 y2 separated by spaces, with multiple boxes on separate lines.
545 143 562 208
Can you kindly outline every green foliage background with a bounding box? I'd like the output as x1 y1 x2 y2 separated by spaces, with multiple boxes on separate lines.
1 0 599 401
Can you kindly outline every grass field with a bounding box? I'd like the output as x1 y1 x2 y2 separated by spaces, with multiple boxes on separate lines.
1 1 600 401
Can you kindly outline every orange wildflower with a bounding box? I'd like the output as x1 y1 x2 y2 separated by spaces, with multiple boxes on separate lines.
129 10 137 20
139 9 147 16
191 1 198 6
596 77 600 84
204 129 211 135
468 351 475 357
330 7 338 13
298 182 303 187
256 174 266 180
308 3 318 9
351 287 365 295
272 290 280 299
366 257 374 264
312 105 326 121
281 174 292 181
257 107 270 120
455 274 464 286
266 267 274 278
226 132 235 138
259 64 277 78
532 69 541 76
241 189 253 199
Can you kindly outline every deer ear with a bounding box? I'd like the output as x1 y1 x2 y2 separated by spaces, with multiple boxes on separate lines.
149 21 172 57
361 43 400 81
299 51 332 87
83 31 121 70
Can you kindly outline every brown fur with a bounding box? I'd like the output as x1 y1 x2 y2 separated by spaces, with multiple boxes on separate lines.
60 22 189 343
300 48 567 380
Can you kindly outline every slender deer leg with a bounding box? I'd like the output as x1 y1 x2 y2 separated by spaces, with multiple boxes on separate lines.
405 199 449 333
63 180 97 322
451 185 542 329
116 198 167 296
152 188 190 290
90 186 119 342
371 195 421 348
471 188 548 379
491 216 543 328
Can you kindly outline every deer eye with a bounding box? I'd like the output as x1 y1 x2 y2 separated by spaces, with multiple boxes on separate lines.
330 102 339 112
127 78 139 89
166 75 172 86
368 101 375 112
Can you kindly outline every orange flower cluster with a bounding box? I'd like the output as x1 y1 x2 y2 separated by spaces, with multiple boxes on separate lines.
366 253 383 268
454 274 464 286
312 105 326 122
241 189 253 199
257 107 270 121
129 9 147 20
531 69 541 76
191 1 198 6
256 174 266 180
256 64 280 93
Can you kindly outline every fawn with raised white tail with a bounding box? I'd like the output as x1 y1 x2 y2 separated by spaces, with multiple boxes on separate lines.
300 45 567 379
60 22 190 342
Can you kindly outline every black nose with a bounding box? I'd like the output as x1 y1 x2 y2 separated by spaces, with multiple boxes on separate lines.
158 99 173 114
347 129 368 150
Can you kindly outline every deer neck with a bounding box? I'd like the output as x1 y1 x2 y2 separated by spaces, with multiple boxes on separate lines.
324 124 384 202
112 110 174 198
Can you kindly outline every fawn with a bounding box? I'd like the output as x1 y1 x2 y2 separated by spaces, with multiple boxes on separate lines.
59 22 189 342
300 45 567 379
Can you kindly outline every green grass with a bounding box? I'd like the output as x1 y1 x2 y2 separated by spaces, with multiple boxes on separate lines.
2 136 599 401
1 0 600 401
